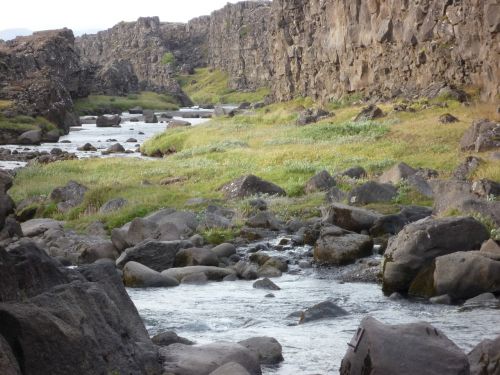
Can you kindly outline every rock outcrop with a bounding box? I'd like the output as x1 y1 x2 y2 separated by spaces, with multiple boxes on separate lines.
76 17 207 104
0 241 161 375
0 29 89 132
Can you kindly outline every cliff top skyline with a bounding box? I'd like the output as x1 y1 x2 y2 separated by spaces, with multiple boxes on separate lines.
0 0 251 39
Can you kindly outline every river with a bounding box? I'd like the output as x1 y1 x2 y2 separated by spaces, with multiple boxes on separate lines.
128 237 500 374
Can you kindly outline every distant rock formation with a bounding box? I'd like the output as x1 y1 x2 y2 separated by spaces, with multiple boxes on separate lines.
76 16 210 105
0 29 90 132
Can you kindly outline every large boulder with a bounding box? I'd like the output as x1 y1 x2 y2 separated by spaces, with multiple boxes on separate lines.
238 337 284 365
296 108 330 125
354 105 384 122
17 129 42 145
116 240 192 271
175 247 219 267
111 209 198 251
96 114 121 127
348 181 398 205
20 218 64 237
209 362 251 375
99 197 127 213
50 180 88 212
432 179 500 226
430 251 500 300
298 300 348 324
469 335 500 375
152 331 194 347
122 261 179 288
340 316 470 375
0 242 161 375
322 203 382 232
245 211 282 230
143 110 158 123
369 206 433 236
304 170 336 193
211 243 236 258
162 266 236 282
382 217 489 295
378 162 417 184
220 175 286 199
160 342 262 375
314 225 373 265
460 119 500 152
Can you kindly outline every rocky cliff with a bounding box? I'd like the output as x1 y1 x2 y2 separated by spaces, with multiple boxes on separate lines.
268 0 499 102
0 29 90 132
76 16 210 104
207 1 273 90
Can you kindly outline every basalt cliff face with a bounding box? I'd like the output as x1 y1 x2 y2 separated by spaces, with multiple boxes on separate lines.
76 16 210 104
206 0 499 102
207 1 273 90
0 29 90 132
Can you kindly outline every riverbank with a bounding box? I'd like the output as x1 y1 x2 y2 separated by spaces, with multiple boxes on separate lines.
9 96 499 232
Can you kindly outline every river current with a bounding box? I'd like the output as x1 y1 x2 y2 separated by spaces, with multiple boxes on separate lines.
128 239 500 374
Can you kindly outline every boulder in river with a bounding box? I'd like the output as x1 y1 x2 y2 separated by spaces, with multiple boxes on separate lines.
123 261 179 288
17 129 42 145
152 331 194 347
116 239 192 271
169 119 191 128
382 216 489 296
314 225 373 265
76 142 97 151
162 266 236 282
143 109 158 123
238 337 284 365
299 300 348 324
220 175 286 199
175 247 219 267
105 143 125 154
468 334 500 375
129 106 143 114
209 362 251 375
253 278 280 291
160 342 262 375
340 316 470 375
96 114 121 127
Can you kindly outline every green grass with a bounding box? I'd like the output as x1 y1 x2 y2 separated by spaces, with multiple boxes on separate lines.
10 98 500 231
161 52 175 66
73 91 180 115
177 68 270 105
0 114 57 133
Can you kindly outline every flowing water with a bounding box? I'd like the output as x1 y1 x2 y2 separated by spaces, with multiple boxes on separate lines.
128 238 500 374
0 109 211 170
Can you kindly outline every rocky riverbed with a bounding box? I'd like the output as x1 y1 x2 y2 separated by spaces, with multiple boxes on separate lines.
0 108 212 170
129 238 500 374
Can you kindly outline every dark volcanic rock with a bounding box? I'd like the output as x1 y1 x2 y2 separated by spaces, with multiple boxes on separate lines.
0 29 89 133
354 105 384 122
50 180 87 212
299 300 348 324
305 170 336 193
382 216 489 296
460 119 500 152
96 114 121 127
152 331 194 347
220 175 286 199
469 335 500 375
340 316 470 375
348 181 398 205
0 242 161 375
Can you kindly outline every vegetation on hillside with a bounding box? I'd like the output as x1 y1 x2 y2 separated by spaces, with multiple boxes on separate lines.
10 96 499 232
73 91 180 115
177 67 270 105
0 113 57 133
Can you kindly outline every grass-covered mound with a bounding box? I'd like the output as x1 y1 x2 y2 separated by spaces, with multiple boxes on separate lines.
74 91 180 115
177 68 270 105
10 97 499 232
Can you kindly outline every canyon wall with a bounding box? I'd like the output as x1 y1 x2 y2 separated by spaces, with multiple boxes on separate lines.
0 29 90 131
268 0 499 102
76 17 210 104
207 1 273 90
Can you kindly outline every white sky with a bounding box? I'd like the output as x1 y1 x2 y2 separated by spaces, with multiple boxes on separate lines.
0 0 245 34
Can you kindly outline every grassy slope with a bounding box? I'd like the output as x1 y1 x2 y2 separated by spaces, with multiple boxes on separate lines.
0 113 57 133
10 96 499 232
177 68 270 105
73 91 180 114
